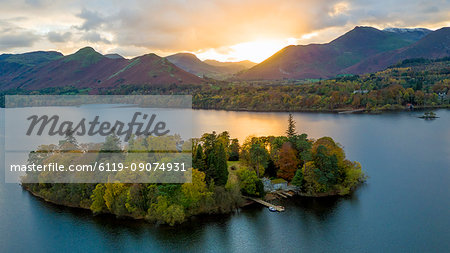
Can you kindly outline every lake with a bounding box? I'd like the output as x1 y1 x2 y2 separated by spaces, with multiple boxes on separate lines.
1 109 449 252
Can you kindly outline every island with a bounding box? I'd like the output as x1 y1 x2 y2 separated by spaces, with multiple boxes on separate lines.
22 114 366 226
418 111 439 119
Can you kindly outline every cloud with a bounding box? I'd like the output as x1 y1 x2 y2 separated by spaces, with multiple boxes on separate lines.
47 31 72 43
0 20 39 50
76 8 105 31
0 0 448 57
80 31 111 44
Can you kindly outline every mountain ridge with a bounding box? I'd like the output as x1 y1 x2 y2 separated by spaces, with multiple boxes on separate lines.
0 47 204 90
236 26 447 80
166 53 255 79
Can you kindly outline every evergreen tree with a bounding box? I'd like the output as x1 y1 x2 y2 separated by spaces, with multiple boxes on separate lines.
193 144 206 172
286 113 297 138
265 158 277 178
98 130 123 162
228 139 240 161
204 141 229 186
291 169 304 188
59 126 78 149
289 133 312 164
214 143 229 186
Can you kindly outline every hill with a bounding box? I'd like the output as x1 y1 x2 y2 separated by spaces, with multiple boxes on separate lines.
343 27 450 74
0 47 204 90
166 53 255 79
203 59 256 72
236 26 446 80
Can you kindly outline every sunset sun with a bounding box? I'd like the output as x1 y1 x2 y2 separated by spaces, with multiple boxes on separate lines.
196 39 298 63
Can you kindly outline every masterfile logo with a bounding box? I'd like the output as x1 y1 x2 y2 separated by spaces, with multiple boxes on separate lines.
3 95 193 184
26 112 170 142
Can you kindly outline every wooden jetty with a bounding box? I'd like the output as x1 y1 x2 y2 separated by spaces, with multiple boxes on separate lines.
276 192 287 198
247 197 285 212
273 190 294 199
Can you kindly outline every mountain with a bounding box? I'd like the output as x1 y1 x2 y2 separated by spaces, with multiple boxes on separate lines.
237 26 443 80
0 51 64 88
104 53 125 59
0 47 204 90
203 59 257 72
383 28 432 42
0 51 63 66
166 53 255 79
166 53 220 77
343 27 450 74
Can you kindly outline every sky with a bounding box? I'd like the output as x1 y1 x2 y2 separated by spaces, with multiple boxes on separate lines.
0 0 449 63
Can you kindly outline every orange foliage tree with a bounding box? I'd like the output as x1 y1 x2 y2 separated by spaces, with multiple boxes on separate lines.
276 142 300 180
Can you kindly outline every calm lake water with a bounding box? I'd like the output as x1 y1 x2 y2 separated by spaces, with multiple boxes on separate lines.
1 109 449 252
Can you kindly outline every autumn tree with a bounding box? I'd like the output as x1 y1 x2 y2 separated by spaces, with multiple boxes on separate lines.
90 184 107 214
276 142 300 181
125 184 148 216
181 169 213 211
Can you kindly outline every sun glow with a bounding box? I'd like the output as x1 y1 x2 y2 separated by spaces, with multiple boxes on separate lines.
196 39 299 63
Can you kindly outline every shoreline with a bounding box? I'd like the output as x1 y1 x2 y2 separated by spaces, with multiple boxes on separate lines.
2 104 448 114
22 181 365 224
190 105 449 114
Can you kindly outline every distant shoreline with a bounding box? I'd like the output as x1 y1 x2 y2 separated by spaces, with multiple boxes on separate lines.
191 104 449 114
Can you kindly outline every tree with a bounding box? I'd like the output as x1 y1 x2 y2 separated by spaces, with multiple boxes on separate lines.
286 113 297 138
265 158 277 178
228 139 240 161
205 141 229 186
276 142 300 181
90 184 107 214
217 131 231 159
98 131 123 163
289 133 312 163
249 142 269 177
181 169 213 209
236 168 262 196
125 184 147 216
214 142 229 185
291 169 303 188
302 161 325 193
312 137 345 167
59 127 78 150
200 132 226 184
101 132 121 152
312 145 339 190
193 144 206 171
103 183 129 216
147 196 185 226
